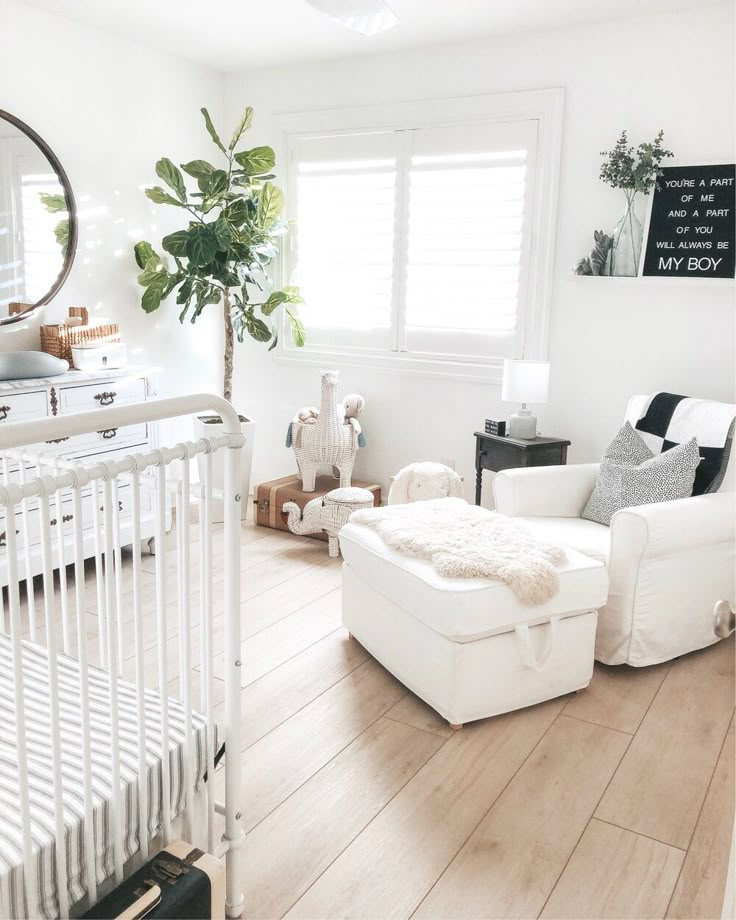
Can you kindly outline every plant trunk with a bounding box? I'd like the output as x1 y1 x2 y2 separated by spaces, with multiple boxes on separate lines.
223 286 234 403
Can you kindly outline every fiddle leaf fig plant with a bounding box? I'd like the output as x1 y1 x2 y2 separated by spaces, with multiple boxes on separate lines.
134 106 304 403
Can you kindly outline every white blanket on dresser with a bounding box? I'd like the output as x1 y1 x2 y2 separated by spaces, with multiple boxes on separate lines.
349 497 565 605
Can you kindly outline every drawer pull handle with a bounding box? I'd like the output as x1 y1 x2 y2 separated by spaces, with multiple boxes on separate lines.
50 514 73 526
99 501 124 512
45 437 70 444
0 529 20 547
0 406 11 421
99 428 118 439
94 391 117 406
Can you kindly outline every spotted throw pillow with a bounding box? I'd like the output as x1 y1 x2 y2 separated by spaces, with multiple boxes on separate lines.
582 430 701 526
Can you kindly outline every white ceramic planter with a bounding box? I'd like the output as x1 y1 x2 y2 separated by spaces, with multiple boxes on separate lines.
193 413 255 522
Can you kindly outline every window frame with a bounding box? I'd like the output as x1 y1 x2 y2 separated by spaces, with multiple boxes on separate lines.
276 88 564 384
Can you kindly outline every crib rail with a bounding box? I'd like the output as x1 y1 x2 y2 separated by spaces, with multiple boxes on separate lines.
0 395 245 920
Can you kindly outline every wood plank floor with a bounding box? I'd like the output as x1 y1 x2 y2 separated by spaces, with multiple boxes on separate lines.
26 518 736 919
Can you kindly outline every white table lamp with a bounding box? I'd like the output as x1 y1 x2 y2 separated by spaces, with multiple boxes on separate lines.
501 359 550 439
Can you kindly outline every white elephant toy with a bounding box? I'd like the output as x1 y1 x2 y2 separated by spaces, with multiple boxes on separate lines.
283 487 375 557
388 461 464 505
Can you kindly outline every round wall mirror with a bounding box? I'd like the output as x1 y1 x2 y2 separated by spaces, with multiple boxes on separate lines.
0 110 77 327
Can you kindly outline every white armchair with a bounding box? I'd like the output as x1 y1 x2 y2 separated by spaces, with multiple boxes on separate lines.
493 396 735 666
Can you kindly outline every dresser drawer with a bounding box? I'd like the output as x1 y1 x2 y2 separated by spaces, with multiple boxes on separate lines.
58 378 146 414
0 390 49 426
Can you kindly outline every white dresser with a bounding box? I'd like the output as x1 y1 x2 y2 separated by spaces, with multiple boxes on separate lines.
0 367 165 585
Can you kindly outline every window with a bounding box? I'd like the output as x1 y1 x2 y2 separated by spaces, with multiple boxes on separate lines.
280 91 563 379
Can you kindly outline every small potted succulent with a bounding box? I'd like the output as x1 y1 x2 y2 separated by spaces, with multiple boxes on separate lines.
134 105 304 516
599 129 674 276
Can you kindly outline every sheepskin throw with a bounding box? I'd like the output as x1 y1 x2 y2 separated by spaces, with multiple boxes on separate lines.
349 498 565 605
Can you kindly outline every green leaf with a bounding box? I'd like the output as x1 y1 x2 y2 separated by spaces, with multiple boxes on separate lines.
39 192 67 214
176 277 194 306
257 182 284 229
225 199 249 227
261 286 303 316
134 240 160 270
155 157 187 201
162 230 190 258
193 284 222 321
137 258 166 286
141 272 168 313
201 169 229 199
145 186 184 207
229 106 254 151
245 311 271 342
181 159 215 180
201 107 226 154
213 217 233 251
286 308 305 347
234 146 275 176
54 219 70 256
261 291 286 316
185 224 219 267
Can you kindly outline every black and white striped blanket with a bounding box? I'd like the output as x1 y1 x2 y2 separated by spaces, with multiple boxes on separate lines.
635 392 736 495
0 636 213 920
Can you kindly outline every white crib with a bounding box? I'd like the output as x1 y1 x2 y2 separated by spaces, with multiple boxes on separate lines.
0 394 245 919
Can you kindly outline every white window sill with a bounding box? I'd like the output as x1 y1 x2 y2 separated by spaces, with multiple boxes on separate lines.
275 347 504 384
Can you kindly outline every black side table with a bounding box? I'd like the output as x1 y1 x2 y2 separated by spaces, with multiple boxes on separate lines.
474 432 570 505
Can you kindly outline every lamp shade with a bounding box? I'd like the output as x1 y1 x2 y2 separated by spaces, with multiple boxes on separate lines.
501 359 550 404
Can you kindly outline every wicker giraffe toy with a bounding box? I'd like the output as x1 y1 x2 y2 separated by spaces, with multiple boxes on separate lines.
287 369 365 492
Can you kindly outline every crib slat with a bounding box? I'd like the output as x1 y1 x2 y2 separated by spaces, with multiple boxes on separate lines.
5 502 38 920
18 462 36 643
178 456 194 844
71 484 97 907
154 460 172 843
38 492 70 918
112 479 124 673
92 478 107 668
102 477 124 885
53 460 71 656
130 467 149 864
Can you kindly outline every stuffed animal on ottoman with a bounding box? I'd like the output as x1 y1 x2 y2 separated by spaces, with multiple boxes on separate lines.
388 461 464 504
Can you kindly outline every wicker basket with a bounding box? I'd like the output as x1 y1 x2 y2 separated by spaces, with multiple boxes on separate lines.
40 307 120 367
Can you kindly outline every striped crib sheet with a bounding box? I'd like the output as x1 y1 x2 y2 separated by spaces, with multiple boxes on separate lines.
0 635 214 919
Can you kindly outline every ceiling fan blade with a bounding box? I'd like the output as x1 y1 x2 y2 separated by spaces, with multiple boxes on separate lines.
303 0 399 36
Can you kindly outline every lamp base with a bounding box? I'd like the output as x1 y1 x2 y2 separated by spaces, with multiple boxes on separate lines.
508 408 537 439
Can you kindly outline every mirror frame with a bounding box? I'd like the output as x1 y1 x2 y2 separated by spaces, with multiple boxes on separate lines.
0 110 78 326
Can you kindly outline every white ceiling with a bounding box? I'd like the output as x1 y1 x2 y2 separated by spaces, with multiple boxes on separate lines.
16 0 719 72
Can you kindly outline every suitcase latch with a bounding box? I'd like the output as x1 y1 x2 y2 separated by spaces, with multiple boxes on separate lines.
255 499 270 512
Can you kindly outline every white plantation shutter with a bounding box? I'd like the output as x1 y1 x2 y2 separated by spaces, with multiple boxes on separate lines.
288 117 538 362
403 121 536 359
292 131 397 350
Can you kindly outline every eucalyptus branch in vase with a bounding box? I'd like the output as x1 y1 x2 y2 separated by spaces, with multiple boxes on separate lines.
599 129 674 276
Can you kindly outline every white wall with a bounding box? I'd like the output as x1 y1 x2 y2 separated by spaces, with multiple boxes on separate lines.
225 3 735 503
2 0 226 408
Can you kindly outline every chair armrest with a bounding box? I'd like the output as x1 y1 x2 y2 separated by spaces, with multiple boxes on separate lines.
492 463 601 518
610 492 735 559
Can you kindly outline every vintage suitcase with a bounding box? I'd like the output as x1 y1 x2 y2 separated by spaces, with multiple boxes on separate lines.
254 474 381 541
84 840 224 919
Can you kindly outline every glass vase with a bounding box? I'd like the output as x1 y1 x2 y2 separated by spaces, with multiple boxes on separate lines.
609 192 643 277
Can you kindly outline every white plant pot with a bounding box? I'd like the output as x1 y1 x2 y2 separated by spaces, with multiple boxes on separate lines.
193 413 255 522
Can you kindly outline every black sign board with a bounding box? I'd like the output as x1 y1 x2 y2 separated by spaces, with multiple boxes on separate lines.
642 164 735 278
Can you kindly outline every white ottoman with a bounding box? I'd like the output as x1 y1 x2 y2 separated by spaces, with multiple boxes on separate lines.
339 521 609 728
